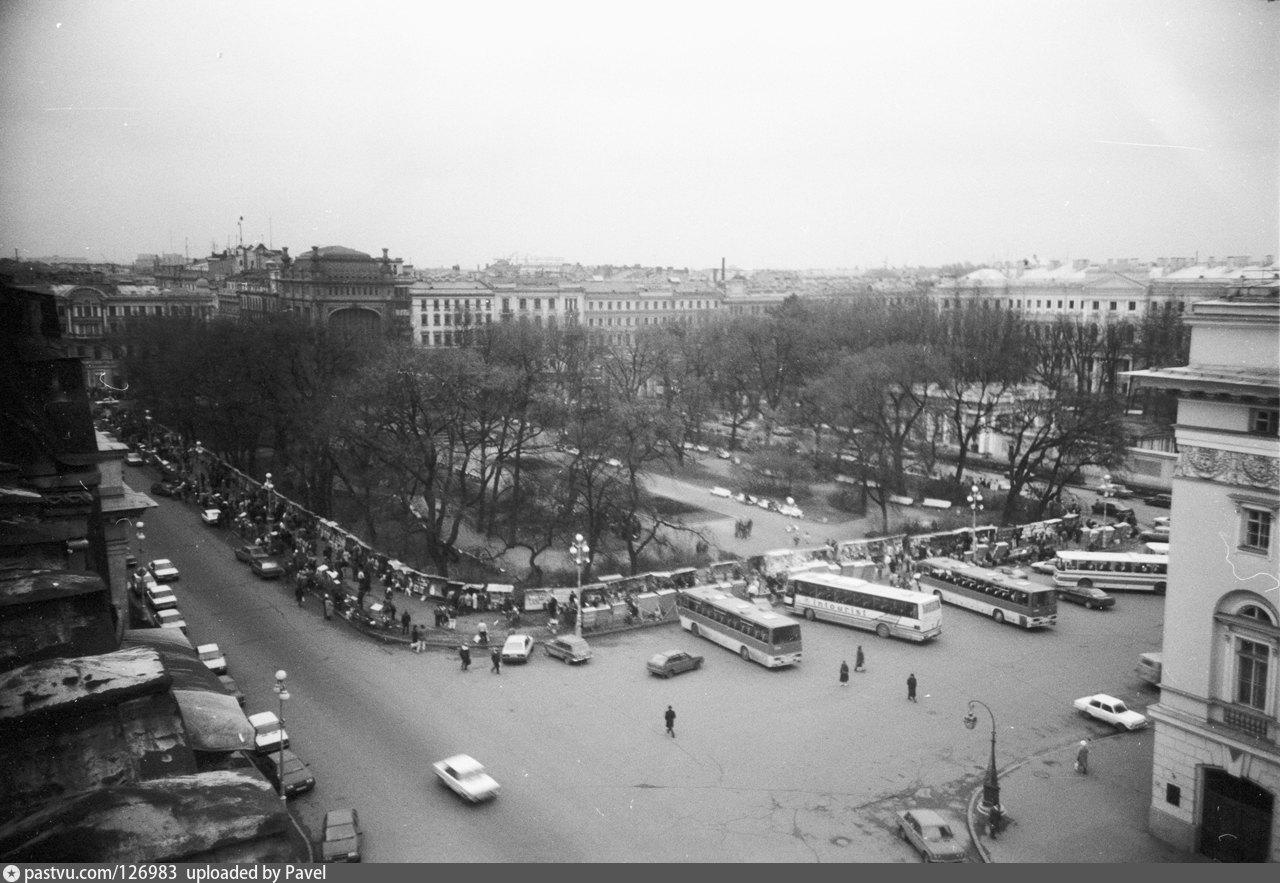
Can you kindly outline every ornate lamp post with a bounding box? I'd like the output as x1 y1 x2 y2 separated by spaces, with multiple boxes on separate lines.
1100 473 1114 528
114 517 145 567
967 483 984 551
144 409 153 451
273 670 290 804
964 699 1001 816
570 533 590 637
263 472 275 522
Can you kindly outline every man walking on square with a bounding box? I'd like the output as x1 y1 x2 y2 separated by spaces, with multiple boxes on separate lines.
664 705 676 738
907 672 918 702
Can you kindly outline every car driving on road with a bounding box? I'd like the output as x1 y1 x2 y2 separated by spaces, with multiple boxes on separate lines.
895 808 967 862
647 649 704 678
433 754 500 803
501 634 534 663
544 635 592 664
1056 585 1116 610
1073 693 1148 731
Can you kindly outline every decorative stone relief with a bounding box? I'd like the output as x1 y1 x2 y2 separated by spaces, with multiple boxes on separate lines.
1176 445 1280 491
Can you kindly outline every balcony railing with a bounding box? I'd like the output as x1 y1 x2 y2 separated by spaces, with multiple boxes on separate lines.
1211 701 1277 744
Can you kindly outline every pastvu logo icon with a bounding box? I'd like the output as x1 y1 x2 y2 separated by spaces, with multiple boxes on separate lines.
3 865 20 882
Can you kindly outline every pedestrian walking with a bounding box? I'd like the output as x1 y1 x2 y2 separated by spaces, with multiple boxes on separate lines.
323 592 334 620
401 609 411 636
459 643 471 672
664 705 676 738
491 646 502 674
907 672 918 702
294 579 305 607
839 660 849 686
1076 740 1089 775
854 646 865 672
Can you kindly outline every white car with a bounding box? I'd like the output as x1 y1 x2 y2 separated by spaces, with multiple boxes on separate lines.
200 508 222 526
155 608 187 633
778 503 803 518
148 558 180 582
248 711 289 754
125 451 144 466
145 585 178 611
1030 559 1056 575
501 633 534 664
433 754 500 803
709 486 733 498
197 643 228 675
1073 693 1148 731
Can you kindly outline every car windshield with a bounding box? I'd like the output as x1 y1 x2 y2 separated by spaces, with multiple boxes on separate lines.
926 825 954 841
328 824 357 840
1112 701 1128 713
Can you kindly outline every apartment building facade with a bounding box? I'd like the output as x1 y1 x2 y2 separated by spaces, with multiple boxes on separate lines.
1128 291 1280 862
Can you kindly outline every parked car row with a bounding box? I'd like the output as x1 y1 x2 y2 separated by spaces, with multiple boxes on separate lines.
707 486 803 518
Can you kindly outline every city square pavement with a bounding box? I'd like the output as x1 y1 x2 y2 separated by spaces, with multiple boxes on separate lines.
972 729 1209 863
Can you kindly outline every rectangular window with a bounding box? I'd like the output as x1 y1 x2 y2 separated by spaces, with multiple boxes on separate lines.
1128 301 1137 311
1249 409 1279 437
534 298 541 310
1092 301 1100 310
1236 639 1269 709
519 298 527 311
1109 301 1117 311
1057 300 1063 309
1068 300 1075 309
1242 509 1272 553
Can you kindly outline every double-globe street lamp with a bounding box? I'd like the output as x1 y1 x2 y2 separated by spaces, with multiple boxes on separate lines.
967 484 984 554
964 699 1001 818
1100 473 1115 529
570 533 590 637
273 670 290 804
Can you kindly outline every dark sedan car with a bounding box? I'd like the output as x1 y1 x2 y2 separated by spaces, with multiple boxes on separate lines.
1056 585 1116 610
1143 493 1172 509
1090 499 1135 520
150 481 178 497
234 544 284 579
257 748 316 799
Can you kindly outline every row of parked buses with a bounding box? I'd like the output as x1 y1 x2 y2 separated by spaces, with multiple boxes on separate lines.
675 550 1170 669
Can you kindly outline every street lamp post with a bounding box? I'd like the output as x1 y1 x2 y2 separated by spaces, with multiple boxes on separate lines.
114 517 145 567
144 409 153 452
263 472 275 523
273 670 290 804
1100 473 1114 528
570 533 590 637
964 699 1001 816
967 484 984 553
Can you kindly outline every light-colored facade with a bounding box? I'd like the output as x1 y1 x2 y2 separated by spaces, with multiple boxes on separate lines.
1128 291 1280 862
409 279 497 348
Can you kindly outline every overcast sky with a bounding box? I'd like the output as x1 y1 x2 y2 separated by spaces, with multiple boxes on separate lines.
1 0 1276 271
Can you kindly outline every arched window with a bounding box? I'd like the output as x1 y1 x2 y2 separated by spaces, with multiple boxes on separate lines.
1213 595 1279 717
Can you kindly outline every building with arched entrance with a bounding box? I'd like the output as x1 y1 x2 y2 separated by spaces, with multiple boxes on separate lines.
1128 288 1280 862
275 245 411 339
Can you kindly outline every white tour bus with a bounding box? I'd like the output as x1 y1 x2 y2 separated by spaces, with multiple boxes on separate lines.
676 585 803 668
1052 550 1169 594
783 572 942 642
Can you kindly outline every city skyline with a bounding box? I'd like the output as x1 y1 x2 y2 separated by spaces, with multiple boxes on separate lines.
1 0 1276 271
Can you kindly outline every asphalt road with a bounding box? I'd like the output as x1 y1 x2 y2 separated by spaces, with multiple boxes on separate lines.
130 465 1166 863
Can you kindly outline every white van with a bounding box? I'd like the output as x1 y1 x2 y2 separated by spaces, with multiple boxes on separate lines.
1137 652 1163 687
